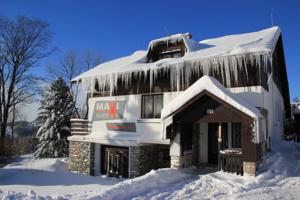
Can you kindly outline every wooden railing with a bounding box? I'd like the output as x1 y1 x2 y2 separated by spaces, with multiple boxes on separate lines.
70 119 91 135
220 151 243 175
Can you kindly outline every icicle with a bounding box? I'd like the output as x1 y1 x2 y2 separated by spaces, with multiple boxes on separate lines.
81 51 273 97
90 78 95 97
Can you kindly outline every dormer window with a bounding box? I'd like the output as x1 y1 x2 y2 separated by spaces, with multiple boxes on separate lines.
147 33 191 63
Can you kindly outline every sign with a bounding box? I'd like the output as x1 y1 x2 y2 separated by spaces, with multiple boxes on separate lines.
106 123 136 132
92 100 126 121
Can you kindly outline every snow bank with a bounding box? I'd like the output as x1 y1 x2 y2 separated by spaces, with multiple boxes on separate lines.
88 168 191 200
4 155 68 172
0 154 121 199
132 141 300 200
1 141 299 200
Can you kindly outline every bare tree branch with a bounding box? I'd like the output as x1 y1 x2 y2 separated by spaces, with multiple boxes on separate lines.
47 49 103 119
0 16 52 150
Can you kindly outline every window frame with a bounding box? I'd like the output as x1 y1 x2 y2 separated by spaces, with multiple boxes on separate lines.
231 122 242 148
141 93 163 119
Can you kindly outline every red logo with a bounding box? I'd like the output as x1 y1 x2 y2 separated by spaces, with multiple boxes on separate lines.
96 101 117 119
108 102 117 119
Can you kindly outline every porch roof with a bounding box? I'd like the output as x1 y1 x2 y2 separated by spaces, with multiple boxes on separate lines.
161 75 264 143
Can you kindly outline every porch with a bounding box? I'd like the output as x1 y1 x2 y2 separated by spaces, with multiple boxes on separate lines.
163 87 264 176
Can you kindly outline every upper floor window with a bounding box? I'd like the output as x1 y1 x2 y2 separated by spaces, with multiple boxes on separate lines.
146 35 191 63
141 94 163 118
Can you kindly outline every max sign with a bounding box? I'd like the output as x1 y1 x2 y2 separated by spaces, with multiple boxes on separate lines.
92 100 126 121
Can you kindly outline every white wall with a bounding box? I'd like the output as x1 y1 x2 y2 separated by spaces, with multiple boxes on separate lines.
229 82 285 146
87 95 140 145
264 79 285 145
86 92 183 146
86 79 285 148
137 119 169 144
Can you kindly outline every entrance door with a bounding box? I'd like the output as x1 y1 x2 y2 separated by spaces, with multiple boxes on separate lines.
208 123 218 164
101 146 129 178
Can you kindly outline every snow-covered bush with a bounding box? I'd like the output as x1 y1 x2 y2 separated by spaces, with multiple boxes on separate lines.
34 78 75 158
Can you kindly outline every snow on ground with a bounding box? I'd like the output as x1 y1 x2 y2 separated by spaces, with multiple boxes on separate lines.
0 154 122 199
0 141 300 200
132 141 300 200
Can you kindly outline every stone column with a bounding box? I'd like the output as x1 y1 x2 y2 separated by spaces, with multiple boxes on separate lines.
69 141 95 175
243 162 256 176
170 131 182 169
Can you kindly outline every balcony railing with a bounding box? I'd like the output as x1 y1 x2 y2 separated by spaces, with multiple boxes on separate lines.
220 149 243 175
70 119 91 135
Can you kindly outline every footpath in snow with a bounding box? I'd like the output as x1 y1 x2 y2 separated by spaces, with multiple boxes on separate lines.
0 141 300 200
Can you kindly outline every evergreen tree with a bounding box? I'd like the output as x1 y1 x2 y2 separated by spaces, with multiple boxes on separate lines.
34 78 75 158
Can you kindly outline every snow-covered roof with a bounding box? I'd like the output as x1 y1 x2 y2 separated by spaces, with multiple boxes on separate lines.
73 27 281 94
161 75 262 120
161 75 264 143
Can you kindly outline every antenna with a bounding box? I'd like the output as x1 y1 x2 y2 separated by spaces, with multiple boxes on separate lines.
270 8 274 26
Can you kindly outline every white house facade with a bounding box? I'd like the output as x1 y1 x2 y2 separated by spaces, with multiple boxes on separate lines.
68 27 290 178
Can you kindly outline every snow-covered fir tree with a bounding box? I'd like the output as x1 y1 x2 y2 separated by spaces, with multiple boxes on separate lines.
34 78 75 158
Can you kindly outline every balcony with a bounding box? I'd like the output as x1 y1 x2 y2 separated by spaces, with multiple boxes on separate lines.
70 119 91 135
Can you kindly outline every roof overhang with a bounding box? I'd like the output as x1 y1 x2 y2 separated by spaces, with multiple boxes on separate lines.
161 75 264 143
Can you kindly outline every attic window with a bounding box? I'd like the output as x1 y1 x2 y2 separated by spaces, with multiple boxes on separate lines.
147 36 189 63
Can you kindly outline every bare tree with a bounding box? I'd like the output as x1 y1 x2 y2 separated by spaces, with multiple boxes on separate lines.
82 49 103 70
48 49 103 118
0 16 52 150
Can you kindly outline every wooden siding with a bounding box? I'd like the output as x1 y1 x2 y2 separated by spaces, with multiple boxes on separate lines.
199 123 208 163
146 39 187 62
170 91 257 164
241 121 257 162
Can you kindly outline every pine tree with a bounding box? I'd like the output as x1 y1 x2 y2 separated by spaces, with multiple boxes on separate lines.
34 78 75 158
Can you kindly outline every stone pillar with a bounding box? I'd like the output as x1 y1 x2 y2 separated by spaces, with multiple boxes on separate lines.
171 153 193 169
130 145 170 178
69 141 95 175
129 146 141 178
243 162 256 176
170 124 181 169
170 156 182 169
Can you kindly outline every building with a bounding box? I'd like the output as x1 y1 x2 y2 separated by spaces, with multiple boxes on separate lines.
68 27 290 178
291 102 300 141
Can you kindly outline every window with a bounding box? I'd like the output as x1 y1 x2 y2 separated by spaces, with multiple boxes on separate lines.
231 123 241 148
141 94 163 118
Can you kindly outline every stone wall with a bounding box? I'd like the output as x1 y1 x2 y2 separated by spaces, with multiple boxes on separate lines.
170 152 193 169
129 144 170 178
243 161 256 176
69 141 95 175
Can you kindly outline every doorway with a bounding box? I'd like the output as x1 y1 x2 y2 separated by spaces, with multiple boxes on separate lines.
101 145 129 178
208 123 218 164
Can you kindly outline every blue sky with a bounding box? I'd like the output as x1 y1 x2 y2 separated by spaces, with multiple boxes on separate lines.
1 0 300 100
